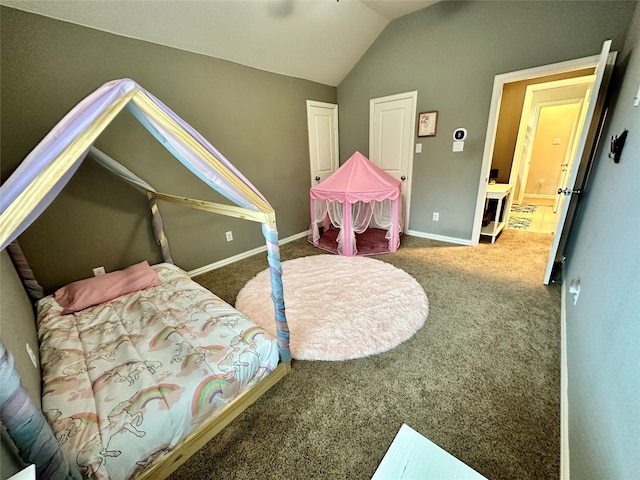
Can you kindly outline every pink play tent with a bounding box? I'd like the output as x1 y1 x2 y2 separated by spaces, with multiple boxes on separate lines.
309 151 403 256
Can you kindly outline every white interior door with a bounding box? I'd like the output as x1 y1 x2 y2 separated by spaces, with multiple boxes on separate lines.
554 90 590 213
369 91 417 228
306 100 338 186
510 75 596 205
543 40 615 284
517 99 584 206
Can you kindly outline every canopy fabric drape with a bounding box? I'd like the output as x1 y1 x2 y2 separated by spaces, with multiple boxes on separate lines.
6 240 45 302
0 342 81 479
88 146 174 264
309 151 402 256
0 78 270 249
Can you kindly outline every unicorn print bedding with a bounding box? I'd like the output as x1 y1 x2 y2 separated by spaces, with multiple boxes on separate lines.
36 263 279 479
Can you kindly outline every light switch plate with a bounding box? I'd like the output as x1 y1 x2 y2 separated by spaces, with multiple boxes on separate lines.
415 143 422 153
453 141 464 152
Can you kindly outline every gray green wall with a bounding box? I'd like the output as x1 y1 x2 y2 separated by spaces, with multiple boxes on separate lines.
565 2 639 478
0 7 335 292
337 0 635 240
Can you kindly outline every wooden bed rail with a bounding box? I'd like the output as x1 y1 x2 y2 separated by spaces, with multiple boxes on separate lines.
136 361 291 479
140 176 289 479
148 191 276 227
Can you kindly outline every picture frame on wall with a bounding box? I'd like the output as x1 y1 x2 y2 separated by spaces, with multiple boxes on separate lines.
418 111 438 137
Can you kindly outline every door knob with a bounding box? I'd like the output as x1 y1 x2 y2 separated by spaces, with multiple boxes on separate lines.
315 176 320 181
401 175 406 181
558 187 581 196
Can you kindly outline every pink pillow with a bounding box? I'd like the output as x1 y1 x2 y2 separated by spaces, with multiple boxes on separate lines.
54 261 161 314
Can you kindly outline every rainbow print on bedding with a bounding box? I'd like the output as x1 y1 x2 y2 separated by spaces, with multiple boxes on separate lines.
37 263 278 480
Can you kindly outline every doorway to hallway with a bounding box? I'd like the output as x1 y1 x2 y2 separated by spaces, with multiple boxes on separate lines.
474 41 615 285
505 75 594 238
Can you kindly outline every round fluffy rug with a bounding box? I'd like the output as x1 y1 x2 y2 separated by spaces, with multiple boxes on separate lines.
235 255 429 361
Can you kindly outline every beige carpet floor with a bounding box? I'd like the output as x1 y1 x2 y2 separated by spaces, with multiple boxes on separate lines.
171 230 560 480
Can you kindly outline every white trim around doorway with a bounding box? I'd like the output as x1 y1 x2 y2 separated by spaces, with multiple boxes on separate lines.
471 54 602 246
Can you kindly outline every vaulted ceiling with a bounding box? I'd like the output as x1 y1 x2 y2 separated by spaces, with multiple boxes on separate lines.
1 0 439 86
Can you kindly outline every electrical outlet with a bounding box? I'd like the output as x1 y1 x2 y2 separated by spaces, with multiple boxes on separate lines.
432 212 439 221
225 231 233 242
93 266 106 277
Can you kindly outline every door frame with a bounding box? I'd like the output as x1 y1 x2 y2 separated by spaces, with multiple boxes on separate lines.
510 76 595 205
472 53 605 247
368 90 417 229
306 100 339 186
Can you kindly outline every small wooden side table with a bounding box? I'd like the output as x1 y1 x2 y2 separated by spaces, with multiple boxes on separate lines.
480 183 512 244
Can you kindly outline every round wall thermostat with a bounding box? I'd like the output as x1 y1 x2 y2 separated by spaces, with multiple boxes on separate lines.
453 128 467 141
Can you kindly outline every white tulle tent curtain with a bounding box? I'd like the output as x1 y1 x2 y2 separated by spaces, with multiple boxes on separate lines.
371 199 405 252
372 199 403 250
310 198 329 245
310 198 402 255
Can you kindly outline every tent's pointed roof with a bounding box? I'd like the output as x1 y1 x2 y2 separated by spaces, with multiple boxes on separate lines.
310 151 400 203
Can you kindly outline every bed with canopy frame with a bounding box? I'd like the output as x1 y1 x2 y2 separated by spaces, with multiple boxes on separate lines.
0 79 291 479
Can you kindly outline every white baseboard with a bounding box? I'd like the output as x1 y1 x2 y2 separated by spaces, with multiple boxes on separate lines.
561 275 570 479
406 229 473 246
189 229 473 277
187 230 309 277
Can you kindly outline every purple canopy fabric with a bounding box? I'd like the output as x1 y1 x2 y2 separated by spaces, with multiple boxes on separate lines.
0 79 269 251
1 342 82 479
